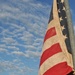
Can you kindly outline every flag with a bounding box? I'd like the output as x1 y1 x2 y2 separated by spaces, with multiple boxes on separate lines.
39 0 74 75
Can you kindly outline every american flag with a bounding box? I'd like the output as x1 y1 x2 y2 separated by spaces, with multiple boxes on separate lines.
39 0 74 75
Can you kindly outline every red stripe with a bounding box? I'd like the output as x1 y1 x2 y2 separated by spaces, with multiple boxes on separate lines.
44 27 56 42
40 43 62 66
43 62 72 75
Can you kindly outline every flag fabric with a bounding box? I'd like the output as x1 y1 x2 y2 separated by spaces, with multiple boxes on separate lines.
39 0 74 75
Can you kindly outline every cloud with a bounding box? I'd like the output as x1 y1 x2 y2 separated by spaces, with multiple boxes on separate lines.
0 48 7 53
7 46 19 51
11 51 25 56
0 60 34 75
0 0 51 57
2 37 16 44
0 0 51 74
11 50 41 58
25 50 41 58
0 0 50 37
20 31 34 42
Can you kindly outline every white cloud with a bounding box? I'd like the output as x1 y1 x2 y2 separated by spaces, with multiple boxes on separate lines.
11 50 41 58
0 60 34 75
11 51 25 56
0 44 6 48
0 48 7 53
0 0 50 58
20 31 34 44
7 46 19 51
25 50 41 58
24 45 37 51
0 0 50 37
2 37 17 44
0 0 51 74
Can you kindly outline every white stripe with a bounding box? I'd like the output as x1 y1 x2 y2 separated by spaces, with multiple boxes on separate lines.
47 20 56 31
42 35 59 53
39 52 66 75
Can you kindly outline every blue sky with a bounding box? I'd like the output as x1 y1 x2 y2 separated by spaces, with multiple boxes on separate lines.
0 0 75 75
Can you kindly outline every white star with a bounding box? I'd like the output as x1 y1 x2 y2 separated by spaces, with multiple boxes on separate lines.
63 34 68 40
61 25 65 30
63 7 65 11
60 17 63 21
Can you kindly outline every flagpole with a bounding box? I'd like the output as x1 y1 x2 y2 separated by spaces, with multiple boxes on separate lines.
64 0 75 70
